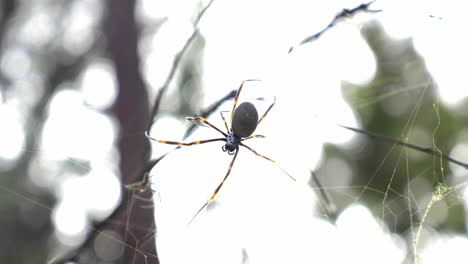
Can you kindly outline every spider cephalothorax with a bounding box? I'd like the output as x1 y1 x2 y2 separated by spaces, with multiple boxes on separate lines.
222 133 240 155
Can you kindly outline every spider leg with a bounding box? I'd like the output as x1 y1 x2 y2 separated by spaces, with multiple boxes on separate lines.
186 116 228 137
145 132 226 146
257 96 276 126
220 111 230 133
124 172 152 191
189 148 239 224
125 173 161 208
240 143 296 181
241 135 266 141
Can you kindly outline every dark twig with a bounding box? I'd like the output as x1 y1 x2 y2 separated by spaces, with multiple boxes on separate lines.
339 125 468 170
310 170 337 220
184 89 237 139
148 0 215 131
288 0 381 53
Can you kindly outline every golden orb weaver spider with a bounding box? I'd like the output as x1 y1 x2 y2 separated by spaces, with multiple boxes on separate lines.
146 80 295 223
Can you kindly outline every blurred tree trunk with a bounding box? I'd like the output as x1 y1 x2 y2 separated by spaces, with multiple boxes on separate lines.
105 0 158 263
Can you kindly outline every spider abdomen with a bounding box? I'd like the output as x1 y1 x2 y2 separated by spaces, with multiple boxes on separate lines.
232 102 258 137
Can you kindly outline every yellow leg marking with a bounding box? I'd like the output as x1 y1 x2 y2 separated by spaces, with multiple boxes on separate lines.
189 150 239 224
241 134 266 141
241 143 296 181
220 111 230 133
257 96 276 126
186 116 227 137
145 132 226 147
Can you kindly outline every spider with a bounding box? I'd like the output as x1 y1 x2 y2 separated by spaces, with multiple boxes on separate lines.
145 80 296 223
124 173 160 207
124 172 154 195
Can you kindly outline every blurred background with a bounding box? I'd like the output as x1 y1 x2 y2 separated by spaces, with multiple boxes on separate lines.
1 0 468 263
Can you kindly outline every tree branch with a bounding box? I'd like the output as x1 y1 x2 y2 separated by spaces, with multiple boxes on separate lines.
288 0 381 53
148 0 215 131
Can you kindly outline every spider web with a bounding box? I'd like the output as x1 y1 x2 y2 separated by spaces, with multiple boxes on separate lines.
307 24 468 263
312 89 468 264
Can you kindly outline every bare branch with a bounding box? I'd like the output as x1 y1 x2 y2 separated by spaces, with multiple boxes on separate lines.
310 170 337 220
288 0 381 53
148 0 215 131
